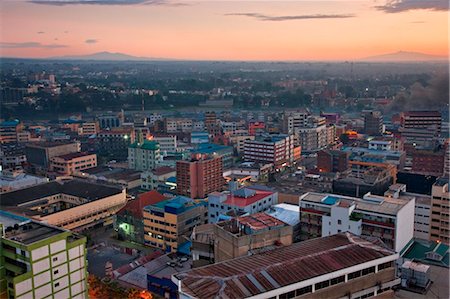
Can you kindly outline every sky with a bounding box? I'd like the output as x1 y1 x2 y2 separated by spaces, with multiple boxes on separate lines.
0 0 448 60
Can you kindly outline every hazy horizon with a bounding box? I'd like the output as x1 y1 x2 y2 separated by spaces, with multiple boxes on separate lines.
1 0 448 61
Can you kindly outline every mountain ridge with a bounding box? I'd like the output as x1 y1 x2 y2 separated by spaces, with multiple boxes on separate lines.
361 51 447 62
47 51 170 61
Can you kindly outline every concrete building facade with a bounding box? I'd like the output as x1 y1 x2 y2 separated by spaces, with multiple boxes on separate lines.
0 219 88 299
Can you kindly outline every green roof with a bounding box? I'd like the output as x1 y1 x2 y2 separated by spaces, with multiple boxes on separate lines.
402 239 449 268
129 140 159 150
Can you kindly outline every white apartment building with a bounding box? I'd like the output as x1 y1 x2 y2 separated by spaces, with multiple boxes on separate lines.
153 135 177 156
128 140 161 171
299 191 415 252
384 184 431 241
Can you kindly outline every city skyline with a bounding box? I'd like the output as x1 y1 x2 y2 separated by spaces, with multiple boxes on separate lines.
0 0 448 60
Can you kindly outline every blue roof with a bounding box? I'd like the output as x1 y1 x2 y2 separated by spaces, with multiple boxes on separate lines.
145 196 206 214
322 195 340 205
62 119 83 124
0 119 19 127
167 176 176 183
193 143 232 154
341 147 403 157
178 241 191 255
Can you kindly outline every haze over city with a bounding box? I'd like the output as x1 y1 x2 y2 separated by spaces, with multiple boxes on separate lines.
0 1 449 299
1 0 449 60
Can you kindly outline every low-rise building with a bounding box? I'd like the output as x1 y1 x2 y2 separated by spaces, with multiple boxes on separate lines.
173 232 400 299
25 141 81 170
141 166 176 191
0 168 49 193
208 187 278 223
213 213 293 263
143 196 207 252
299 191 415 252
0 216 88 299
50 152 97 175
0 179 127 231
73 166 142 190
114 190 166 244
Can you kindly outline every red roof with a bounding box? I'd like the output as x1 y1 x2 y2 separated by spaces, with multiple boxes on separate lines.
117 190 166 218
223 189 274 208
238 213 287 231
174 233 395 299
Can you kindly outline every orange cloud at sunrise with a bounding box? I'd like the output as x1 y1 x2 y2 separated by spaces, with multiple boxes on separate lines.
0 0 448 60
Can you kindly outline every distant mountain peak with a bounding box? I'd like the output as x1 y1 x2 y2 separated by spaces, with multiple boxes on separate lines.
48 51 168 61
361 51 447 62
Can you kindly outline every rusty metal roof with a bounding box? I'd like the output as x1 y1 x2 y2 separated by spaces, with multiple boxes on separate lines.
174 233 394 299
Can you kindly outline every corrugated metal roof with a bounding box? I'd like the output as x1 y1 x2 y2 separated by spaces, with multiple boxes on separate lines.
174 233 395 299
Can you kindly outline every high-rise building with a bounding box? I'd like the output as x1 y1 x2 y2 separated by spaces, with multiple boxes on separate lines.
176 155 224 199
282 110 310 135
0 215 88 299
430 178 450 244
97 127 135 161
128 140 160 171
243 134 295 170
363 111 383 136
400 111 442 134
152 135 177 156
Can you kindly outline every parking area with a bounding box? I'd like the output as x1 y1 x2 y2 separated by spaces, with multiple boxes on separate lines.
85 226 159 278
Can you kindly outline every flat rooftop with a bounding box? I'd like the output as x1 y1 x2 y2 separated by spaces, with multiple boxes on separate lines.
0 210 30 228
53 152 95 161
174 233 395 299
237 213 288 231
301 192 409 216
118 254 192 289
0 179 123 207
4 221 67 245
25 141 77 148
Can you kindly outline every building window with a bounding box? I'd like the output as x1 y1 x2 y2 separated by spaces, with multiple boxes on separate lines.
362 266 375 276
296 285 312 296
55 282 60 288
348 270 362 280
54 269 59 275
330 276 345 285
315 280 330 290
338 220 342 225
378 261 392 271
279 290 296 299
52 257 58 262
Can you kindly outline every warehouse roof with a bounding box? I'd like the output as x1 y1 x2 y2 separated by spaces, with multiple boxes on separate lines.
0 179 123 207
174 233 395 299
